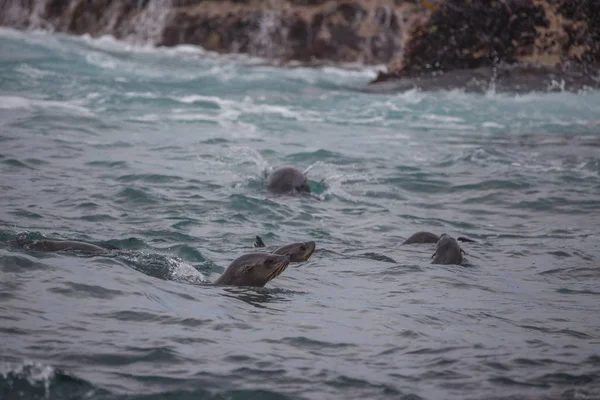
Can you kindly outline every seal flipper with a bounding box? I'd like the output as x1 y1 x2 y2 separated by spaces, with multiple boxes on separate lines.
360 252 397 264
254 236 266 248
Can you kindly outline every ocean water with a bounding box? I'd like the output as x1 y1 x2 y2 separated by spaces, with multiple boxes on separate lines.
1 27 599 400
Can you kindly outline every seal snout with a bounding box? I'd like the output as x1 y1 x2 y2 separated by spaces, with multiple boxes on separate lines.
266 254 291 282
273 240 317 262
438 233 451 242
302 241 316 260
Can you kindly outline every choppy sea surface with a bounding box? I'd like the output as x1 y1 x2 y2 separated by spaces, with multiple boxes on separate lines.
1 28 599 400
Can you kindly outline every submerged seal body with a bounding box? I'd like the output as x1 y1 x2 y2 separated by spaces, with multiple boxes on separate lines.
254 236 316 262
18 239 110 254
404 231 477 245
266 167 310 194
431 234 465 265
213 253 291 287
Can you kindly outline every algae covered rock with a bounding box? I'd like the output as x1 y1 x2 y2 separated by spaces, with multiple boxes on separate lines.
374 0 600 83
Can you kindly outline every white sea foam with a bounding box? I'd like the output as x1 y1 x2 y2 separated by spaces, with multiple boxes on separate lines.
131 114 161 122
175 95 227 106
167 258 208 285
409 121 475 132
482 121 505 128
282 64 381 85
123 92 161 99
15 64 55 79
0 361 56 398
321 65 382 79
78 33 162 55
228 146 270 172
0 95 94 116
168 94 320 125
422 114 465 123
0 361 55 381
85 52 119 70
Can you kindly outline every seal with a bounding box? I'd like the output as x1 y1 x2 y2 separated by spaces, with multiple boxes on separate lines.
431 233 465 265
254 236 316 262
403 231 440 244
17 239 112 254
266 167 310 194
213 253 291 287
16 238 290 287
403 231 477 244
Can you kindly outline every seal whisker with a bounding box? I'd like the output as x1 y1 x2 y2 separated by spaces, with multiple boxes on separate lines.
268 261 289 282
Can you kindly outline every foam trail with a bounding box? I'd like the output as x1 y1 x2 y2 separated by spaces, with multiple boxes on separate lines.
167 258 208 285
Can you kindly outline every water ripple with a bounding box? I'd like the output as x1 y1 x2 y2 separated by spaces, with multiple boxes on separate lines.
1 28 600 400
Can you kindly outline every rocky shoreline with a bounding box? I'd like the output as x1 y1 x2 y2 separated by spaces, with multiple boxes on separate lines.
1 0 598 92
364 63 599 94
371 0 600 91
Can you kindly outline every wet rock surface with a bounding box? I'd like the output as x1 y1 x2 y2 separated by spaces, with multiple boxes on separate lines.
373 0 600 88
364 63 600 94
158 0 424 65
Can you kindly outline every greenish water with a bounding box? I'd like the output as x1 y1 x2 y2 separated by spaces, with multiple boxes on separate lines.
1 28 599 400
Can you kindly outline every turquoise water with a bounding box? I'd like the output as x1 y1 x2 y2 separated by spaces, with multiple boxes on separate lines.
1 28 600 400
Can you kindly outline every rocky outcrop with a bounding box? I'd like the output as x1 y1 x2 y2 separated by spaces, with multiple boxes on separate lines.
1 0 598 91
373 0 600 85
0 0 175 44
0 0 428 66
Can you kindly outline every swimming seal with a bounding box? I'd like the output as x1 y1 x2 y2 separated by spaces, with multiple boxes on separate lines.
266 167 310 194
213 253 290 287
17 239 112 254
403 231 477 244
403 231 440 244
14 238 290 287
254 236 316 262
431 234 465 265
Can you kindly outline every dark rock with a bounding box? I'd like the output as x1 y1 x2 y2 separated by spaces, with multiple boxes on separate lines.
365 63 600 94
374 0 600 84
158 1 416 64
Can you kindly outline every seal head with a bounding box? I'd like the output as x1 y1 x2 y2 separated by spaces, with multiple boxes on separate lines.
403 231 440 244
213 253 291 287
404 231 477 244
253 236 316 263
273 241 316 262
431 233 464 265
266 167 310 194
